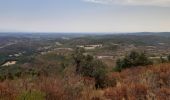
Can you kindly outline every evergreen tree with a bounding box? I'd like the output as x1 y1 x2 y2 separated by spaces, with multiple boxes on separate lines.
115 51 152 71
72 48 107 88
72 47 85 73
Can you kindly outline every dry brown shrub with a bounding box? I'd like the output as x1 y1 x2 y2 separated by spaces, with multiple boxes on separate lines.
0 62 170 100
104 64 170 100
156 88 170 100
0 81 17 100
81 88 105 100
104 83 148 100
37 74 85 100
104 85 127 100
141 64 170 90
140 70 161 90
37 77 65 100
83 77 95 89
127 83 148 100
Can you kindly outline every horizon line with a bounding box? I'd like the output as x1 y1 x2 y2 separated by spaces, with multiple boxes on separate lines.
0 31 170 34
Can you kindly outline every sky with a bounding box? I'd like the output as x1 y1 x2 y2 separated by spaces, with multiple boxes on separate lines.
0 0 170 33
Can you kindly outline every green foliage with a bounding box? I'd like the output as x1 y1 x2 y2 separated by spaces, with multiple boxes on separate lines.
0 65 22 81
17 90 45 100
72 47 85 73
92 60 107 88
17 56 35 64
42 53 65 61
81 56 107 88
0 65 40 81
79 55 94 77
72 48 107 88
115 51 152 71
168 55 170 62
60 56 71 71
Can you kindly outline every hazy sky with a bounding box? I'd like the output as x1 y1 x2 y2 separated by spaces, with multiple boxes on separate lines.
0 0 170 33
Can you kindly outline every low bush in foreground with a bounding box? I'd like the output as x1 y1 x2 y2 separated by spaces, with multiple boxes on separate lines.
105 63 170 100
0 63 170 99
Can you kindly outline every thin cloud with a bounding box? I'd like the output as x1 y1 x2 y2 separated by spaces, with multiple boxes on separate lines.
83 0 170 7
83 0 109 4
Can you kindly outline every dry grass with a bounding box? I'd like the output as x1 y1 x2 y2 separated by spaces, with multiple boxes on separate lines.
1 63 170 100
104 63 170 100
